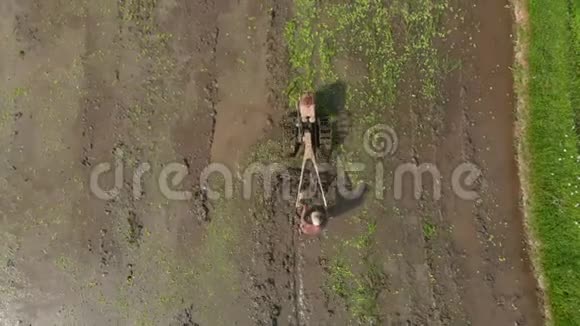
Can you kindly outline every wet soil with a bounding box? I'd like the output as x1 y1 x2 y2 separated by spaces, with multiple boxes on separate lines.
0 0 544 325
365 1 545 324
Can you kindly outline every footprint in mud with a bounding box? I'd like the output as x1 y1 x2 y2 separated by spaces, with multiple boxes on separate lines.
98 228 113 275
126 263 134 283
127 210 143 245
171 305 200 326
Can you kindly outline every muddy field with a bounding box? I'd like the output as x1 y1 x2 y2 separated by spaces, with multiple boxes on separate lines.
0 0 544 325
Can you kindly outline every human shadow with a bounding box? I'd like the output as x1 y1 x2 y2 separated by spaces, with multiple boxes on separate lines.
327 176 368 219
314 82 367 218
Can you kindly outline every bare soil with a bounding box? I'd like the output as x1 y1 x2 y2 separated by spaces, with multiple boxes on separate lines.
0 0 544 325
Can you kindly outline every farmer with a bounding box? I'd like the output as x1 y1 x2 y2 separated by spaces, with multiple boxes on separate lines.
296 192 325 236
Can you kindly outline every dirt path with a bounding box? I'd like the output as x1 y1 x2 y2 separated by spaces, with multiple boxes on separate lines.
428 1 543 324
211 0 276 168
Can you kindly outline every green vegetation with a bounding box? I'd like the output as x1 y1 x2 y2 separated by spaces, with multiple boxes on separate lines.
285 0 448 322
326 218 385 325
286 0 448 123
520 0 580 324
422 221 437 240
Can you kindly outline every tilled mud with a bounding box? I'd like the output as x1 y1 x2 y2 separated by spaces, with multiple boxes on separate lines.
245 168 339 326
0 0 544 325
246 185 298 325
0 0 224 324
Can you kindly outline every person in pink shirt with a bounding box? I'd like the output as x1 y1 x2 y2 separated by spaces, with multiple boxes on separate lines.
296 200 325 236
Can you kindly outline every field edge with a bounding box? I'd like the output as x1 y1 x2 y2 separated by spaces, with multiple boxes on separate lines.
511 0 551 323
512 0 580 324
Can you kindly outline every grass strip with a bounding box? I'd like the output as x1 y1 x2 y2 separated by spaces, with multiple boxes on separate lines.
520 0 580 324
